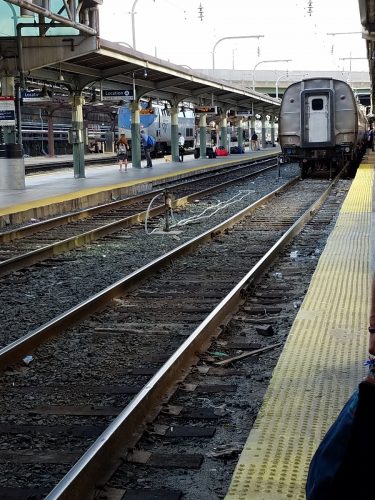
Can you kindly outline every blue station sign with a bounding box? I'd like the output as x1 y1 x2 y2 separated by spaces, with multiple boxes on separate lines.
102 89 134 101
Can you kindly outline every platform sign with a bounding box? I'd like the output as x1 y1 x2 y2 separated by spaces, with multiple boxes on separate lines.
22 90 43 101
194 106 218 115
0 97 16 126
236 110 253 117
102 89 134 101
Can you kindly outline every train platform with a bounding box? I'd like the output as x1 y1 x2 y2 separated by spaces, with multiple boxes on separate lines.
225 156 374 499
0 147 279 226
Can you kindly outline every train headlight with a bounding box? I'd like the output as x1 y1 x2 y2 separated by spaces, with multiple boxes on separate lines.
345 147 350 153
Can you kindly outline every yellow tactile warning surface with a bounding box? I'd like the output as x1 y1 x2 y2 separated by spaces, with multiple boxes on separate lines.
226 163 374 499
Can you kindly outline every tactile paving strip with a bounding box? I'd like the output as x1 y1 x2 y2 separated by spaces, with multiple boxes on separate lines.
226 164 374 499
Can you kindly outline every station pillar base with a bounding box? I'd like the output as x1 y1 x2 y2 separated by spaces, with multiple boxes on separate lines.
0 144 25 190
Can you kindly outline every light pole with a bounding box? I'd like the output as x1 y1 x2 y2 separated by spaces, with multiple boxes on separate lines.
130 0 139 49
326 32 361 55
130 0 156 50
339 56 367 84
275 73 308 99
252 59 291 91
212 35 264 71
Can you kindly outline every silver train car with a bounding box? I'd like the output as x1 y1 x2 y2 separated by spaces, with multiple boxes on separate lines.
118 102 195 154
279 78 367 177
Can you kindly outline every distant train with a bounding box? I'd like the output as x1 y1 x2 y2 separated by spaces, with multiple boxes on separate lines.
118 102 195 154
279 78 367 178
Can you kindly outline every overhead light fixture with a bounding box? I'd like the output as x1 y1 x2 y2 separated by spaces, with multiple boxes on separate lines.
41 85 49 98
144 69 148 78
58 64 65 82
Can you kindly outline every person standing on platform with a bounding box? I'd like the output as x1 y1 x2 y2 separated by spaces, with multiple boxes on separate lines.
140 129 153 168
116 133 129 172
367 127 374 152
178 132 185 162
251 132 259 151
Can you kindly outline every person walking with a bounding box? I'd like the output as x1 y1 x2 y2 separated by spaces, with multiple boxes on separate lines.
178 132 185 162
116 133 129 172
140 129 153 168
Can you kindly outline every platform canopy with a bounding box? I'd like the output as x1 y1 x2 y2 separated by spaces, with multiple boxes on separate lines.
0 0 280 117
359 0 375 109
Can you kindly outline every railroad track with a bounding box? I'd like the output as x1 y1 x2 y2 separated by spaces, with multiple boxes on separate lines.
0 175 346 499
0 157 278 276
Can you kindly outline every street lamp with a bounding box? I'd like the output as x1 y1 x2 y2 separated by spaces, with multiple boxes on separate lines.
252 59 291 90
130 0 156 49
275 73 308 99
327 32 361 55
339 56 367 84
212 35 264 71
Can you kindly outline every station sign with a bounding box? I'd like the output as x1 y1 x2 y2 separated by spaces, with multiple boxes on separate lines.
236 110 253 117
22 90 44 101
194 106 218 115
0 97 15 126
102 89 134 101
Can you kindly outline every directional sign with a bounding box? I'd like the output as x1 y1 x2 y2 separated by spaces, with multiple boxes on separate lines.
194 106 218 115
0 97 15 126
102 89 134 101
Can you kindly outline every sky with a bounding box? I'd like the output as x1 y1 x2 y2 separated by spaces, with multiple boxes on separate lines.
99 0 368 75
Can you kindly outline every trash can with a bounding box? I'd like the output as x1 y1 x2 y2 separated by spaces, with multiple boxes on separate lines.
0 144 25 189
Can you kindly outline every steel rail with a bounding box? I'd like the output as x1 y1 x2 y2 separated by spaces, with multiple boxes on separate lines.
0 155 277 243
0 176 298 369
0 163 277 276
45 172 340 500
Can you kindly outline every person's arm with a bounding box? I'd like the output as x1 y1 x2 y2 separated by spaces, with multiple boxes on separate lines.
369 274 375 354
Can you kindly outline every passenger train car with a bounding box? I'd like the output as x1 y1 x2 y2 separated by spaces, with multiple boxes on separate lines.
118 102 195 154
279 78 367 177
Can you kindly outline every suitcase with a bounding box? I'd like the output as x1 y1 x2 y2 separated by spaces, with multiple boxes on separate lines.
215 146 229 156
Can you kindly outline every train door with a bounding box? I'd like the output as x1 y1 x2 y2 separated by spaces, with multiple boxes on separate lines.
305 95 330 143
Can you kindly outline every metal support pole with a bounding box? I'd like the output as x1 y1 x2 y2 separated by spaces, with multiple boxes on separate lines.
277 155 281 179
199 114 207 159
131 100 141 168
47 111 55 157
164 190 172 232
131 0 139 49
261 116 266 149
171 106 179 162
237 118 243 149
71 93 85 178
219 113 228 149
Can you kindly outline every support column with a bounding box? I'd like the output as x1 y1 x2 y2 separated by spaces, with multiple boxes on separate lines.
0 76 25 189
47 111 55 157
250 116 256 137
261 116 266 149
71 93 85 178
171 106 179 162
270 118 275 146
247 118 251 151
131 100 141 168
1 77 16 144
199 114 207 159
219 113 228 149
237 118 244 149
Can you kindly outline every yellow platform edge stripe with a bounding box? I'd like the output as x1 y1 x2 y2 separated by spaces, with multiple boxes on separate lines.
0 152 275 218
225 164 373 500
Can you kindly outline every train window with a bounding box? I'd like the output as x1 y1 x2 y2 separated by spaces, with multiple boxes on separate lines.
311 98 323 111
